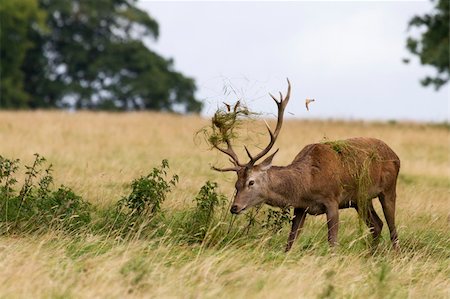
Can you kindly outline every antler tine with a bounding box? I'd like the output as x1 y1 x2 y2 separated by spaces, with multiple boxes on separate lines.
246 79 292 166
244 145 253 161
265 123 276 142
213 143 243 167
245 121 276 162
211 165 241 172
269 93 280 104
212 143 243 171
233 101 240 112
228 158 237 166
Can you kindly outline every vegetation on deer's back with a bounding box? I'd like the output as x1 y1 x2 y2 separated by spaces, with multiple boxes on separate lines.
321 138 379 225
322 139 351 154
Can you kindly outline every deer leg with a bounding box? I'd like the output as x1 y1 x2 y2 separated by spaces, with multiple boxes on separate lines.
325 202 339 247
285 208 307 252
379 190 399 250
355 201 383 243
368 204 383 243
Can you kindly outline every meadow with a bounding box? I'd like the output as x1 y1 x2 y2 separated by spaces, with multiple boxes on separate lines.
0 111 448 298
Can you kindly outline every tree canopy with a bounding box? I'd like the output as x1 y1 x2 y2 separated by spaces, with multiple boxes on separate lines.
0 0 46 108
406 0 449 90
0 0 202 112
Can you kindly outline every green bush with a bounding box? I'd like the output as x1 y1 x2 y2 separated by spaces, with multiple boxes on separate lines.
184 181 227 243
262 207 292 233
97 160 180 240
0 156 19 200
118 159 178 217
40 186 91 228
0 154 91 234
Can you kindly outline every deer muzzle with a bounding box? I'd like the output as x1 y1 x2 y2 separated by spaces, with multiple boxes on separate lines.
230 204 245 214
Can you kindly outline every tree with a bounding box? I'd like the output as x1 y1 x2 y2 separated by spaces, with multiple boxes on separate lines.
2 0 202 112
0 0 46 108
405 0 449 90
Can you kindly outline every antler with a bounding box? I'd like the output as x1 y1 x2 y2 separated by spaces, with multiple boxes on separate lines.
211 101 245 171
211 79 291 171
245 78 291 166
211 165 241 172
213 140 244 168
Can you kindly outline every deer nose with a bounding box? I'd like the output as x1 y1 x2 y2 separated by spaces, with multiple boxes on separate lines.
230 205 239 214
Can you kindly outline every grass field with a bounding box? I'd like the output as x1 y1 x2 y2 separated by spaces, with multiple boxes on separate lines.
0 111 449 298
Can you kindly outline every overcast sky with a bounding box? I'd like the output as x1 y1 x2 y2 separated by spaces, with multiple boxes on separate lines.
138 1 449 122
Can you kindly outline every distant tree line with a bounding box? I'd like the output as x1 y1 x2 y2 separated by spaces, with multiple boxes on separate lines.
0 0 202 112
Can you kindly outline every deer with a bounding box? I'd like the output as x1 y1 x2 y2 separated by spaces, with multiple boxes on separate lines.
212 80 400 252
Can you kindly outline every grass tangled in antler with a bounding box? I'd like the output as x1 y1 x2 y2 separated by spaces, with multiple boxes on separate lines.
200 101 255 148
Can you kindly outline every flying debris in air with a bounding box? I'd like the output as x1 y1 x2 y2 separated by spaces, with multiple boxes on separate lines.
305 98 315 111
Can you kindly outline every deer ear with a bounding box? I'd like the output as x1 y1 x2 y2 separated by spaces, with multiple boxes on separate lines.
259 149 279 171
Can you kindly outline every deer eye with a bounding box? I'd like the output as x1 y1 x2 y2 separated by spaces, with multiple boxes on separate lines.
248 180 255 186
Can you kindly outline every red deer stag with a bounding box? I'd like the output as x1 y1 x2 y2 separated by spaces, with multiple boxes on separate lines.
212 80 400 252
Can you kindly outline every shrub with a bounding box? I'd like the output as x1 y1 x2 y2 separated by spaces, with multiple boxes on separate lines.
39 186 91 229
0 154 91 234
262 207 292 233
184 181 227 243
94 160 179 240
118 159 178 217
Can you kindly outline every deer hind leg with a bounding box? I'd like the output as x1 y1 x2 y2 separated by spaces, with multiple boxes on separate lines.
285 208 307 252
355 201 383 243
379 190 399 250
368 204 383 243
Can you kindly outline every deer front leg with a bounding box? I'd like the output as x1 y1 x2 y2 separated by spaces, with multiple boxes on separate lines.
285 208 307 252
325 201 339 247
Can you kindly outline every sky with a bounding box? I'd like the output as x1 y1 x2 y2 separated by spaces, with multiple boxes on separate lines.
138 1 449 122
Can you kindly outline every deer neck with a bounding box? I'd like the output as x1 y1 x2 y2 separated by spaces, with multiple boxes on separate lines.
265 166 306 208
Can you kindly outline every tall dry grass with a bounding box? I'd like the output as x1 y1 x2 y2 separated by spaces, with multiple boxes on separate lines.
0 111 449 298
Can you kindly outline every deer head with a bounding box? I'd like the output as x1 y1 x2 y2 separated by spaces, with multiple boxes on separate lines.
213 79 291 214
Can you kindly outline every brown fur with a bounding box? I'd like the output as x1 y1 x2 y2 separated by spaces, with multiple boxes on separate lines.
231 137 400 251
